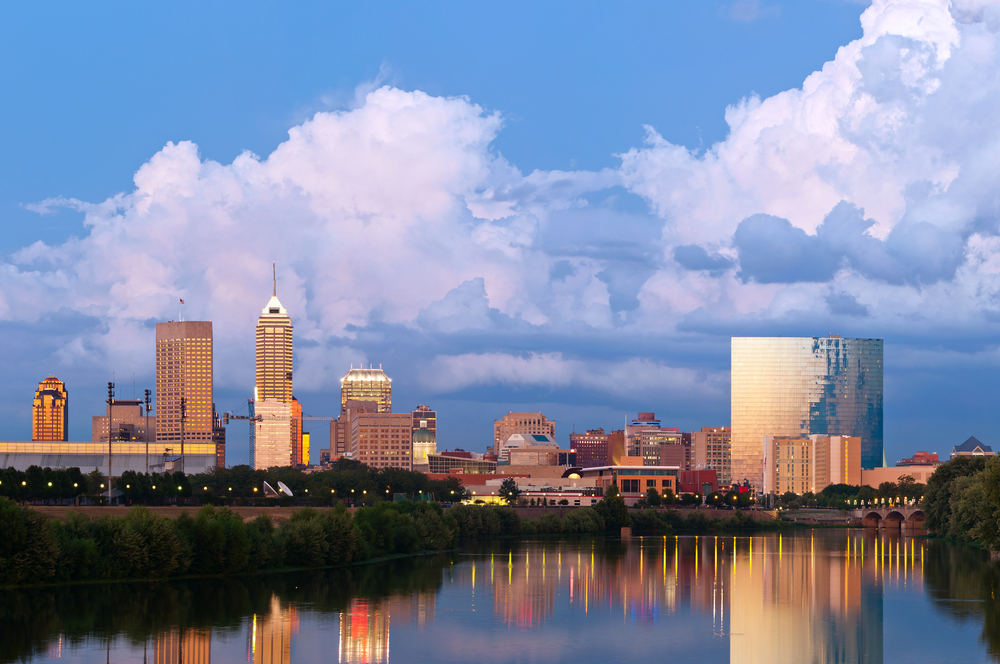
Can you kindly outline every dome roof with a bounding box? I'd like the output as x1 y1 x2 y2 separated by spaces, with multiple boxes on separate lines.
413 427 436 443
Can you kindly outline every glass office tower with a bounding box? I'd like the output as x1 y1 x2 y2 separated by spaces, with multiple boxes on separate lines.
731 336 883 490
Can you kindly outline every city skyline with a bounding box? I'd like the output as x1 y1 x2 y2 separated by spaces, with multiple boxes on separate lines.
2 1 999 466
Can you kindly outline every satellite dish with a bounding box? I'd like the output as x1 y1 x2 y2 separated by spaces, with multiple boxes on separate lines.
277 481 294 497
262 481 279 498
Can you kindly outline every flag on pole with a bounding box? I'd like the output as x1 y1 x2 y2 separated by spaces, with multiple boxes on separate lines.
179 299 185 304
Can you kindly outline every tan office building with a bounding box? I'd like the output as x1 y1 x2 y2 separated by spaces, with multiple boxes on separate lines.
252 279 301 470
93 400 154 442
341 366 392 414
350 412 413 470
494 412 555 452
32 376 68 442
156 321 214 446
762 434 861 495
692 426 732 486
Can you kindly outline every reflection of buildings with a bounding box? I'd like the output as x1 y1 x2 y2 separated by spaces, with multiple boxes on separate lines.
730 534 884 664
492 549 558 628
337 592 437 664
249 596 298 664
339 598 389 664
155 627 212 664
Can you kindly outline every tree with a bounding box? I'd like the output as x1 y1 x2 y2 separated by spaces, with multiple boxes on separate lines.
646 487 662 507
594 482 630 531
498 477 521 505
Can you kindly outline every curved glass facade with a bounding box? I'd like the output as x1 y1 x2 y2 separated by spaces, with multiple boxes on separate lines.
731 336 883 490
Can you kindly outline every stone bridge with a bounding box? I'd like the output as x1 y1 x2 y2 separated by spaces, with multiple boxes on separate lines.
849 506 925 533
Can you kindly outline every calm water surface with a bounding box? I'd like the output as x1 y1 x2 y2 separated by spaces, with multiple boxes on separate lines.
4 530 999 664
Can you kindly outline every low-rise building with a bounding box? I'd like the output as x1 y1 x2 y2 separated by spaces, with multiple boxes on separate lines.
427 450 497 474
950 436 994 459
578 458 679 505
896 451 940 466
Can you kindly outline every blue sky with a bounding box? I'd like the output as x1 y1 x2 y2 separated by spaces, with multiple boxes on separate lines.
3 0 999 466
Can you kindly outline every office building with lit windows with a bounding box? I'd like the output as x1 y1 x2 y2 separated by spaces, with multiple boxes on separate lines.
731 336 883 490
493 412 555 453
692 426 732 486
32 376 68 441
341 367 392 414
626 413 685 468
252 279 300 470
350 412 412 470
155 321 214 446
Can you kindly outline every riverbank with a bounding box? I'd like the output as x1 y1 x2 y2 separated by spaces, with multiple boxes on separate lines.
1 499 844 589
24 504 326 523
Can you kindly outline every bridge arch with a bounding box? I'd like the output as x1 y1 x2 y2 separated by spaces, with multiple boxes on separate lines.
862 512 882 528
884 511 905 529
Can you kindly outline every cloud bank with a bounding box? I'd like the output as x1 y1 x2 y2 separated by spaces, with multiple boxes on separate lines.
4 0 1000 451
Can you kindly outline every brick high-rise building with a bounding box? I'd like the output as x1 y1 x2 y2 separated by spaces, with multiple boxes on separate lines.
32 376 68 441
155 321 214 448
570 428 612 468
494 412 555 453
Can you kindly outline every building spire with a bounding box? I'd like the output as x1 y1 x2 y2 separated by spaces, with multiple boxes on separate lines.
272 261 276 297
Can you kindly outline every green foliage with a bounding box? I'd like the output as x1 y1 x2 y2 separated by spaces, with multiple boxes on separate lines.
498 477 521 504
922 456 989 535
593 484 630 531
630 508 670 534
0 495 458 587
449 505 522 538
679 492 701 506
0 500 58 585
972 457 1000 552
645 488 662 507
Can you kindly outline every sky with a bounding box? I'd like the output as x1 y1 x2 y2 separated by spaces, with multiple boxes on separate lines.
2 0 1000 466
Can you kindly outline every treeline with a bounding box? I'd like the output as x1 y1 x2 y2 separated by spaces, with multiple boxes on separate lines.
0 498 459 586
449 503 788 538
0 459 467 505
922 456 1000 551
776 477 926 509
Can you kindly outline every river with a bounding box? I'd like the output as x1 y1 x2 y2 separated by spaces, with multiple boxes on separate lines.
3 530 997 663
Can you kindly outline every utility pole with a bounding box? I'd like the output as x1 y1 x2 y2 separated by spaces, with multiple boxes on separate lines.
180 396 186 475
144 389 152 475
107 382 115 505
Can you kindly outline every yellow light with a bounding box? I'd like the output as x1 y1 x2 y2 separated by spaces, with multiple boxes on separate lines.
228 487 232 491
331 489 334 493
48 482 52 487
100 483 105 488
177 486 182 491
152 485 156 489
73 483 78 488
253 487 258 492
126 484 130 489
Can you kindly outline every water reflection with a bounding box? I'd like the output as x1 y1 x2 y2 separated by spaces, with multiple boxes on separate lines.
2 531 999 663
